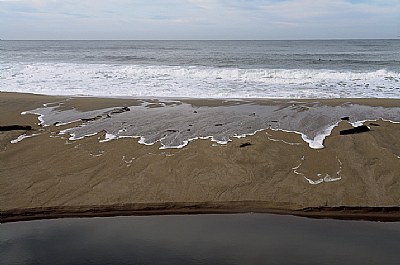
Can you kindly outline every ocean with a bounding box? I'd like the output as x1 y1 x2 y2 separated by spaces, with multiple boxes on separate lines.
1 40 399 98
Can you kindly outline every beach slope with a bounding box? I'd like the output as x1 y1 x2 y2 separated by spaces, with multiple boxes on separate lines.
1 92 400 222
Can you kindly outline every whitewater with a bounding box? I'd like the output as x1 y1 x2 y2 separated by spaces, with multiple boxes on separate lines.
1 63 399 98
1 39 399 99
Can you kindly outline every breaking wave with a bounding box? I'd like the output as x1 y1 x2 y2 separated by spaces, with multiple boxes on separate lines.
1 62 399 98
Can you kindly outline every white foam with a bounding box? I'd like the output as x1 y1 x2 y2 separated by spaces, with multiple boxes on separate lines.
324 175 342 182
99 133 117 143
304 177 324 185
22 111 47 126
64 131 99 141
303 174 341 185
351 120 367 127
292 156 305 176
138 136 156 146
1 63 399 98
300 124 338 149
269 127 331 149
292 155 343 185
122 155 135 164
265 132 302 146
382 119 400 124
90 151 104 157
159 140 189 149
10 133 40 144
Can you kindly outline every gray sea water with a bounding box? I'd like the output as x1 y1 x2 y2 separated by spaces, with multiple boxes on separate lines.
1 40 399 98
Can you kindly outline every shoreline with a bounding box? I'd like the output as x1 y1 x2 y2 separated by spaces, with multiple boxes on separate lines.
2 203 400 223
1 92 400 223
17 92 400 150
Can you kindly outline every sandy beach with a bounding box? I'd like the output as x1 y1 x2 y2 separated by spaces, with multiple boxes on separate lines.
1 92 400 222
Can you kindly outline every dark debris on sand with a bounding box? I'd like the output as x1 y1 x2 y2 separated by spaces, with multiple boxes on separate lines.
240 142 252 148
0 125 32 131
340 125 370 135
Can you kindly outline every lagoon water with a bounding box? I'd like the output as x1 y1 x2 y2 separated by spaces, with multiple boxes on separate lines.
1 214 400 265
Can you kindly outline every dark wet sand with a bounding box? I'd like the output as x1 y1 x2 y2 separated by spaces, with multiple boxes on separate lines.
1 92 400 222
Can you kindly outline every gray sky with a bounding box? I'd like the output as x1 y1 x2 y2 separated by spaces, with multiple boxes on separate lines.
0 0 399 40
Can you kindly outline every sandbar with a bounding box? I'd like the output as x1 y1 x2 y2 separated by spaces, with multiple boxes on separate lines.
1 92 400 222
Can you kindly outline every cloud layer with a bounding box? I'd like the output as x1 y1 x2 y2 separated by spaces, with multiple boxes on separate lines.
0 0 399 39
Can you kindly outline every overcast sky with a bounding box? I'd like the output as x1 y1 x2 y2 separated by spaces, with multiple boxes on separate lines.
0 0 399 40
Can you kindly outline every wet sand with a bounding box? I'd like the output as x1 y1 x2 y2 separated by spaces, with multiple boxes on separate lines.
1 92 400 222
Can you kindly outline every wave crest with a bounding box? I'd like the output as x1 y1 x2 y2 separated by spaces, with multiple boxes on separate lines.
1 63 399 98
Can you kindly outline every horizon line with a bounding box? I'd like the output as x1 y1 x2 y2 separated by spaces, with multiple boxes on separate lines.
1 37 399 41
